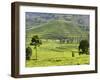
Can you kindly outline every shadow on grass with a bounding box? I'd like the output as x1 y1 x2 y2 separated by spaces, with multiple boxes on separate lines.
49 48 64 52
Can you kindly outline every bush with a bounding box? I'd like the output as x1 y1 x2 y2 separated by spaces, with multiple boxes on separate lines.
79 40 89 55
26 47 32 60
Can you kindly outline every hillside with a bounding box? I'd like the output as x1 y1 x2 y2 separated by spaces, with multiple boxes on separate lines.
26 20 88 39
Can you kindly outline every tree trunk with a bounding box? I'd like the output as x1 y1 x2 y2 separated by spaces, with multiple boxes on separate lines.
35 46 37 60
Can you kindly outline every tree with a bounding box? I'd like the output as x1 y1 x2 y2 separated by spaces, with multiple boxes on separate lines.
26 47 32 60
78 40 89 55
30 35 42 60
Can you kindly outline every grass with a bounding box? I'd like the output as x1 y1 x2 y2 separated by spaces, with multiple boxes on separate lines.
26 40 90 67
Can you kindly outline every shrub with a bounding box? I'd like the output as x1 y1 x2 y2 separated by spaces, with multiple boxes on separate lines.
79 40 89 55
26 47 32 60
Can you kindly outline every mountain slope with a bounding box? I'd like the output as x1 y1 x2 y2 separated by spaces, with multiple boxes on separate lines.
26 20 88 39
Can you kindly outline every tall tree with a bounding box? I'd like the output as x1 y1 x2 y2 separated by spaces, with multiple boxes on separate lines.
30 35 42 60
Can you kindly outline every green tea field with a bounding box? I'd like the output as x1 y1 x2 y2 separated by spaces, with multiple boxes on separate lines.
26 40 89 67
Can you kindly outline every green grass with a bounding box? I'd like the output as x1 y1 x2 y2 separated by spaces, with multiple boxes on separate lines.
26 40 90 67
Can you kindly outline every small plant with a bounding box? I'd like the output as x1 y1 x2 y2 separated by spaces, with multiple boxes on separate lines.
26 47 32 60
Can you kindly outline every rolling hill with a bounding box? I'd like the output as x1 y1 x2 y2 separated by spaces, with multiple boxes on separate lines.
26 20 88 39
